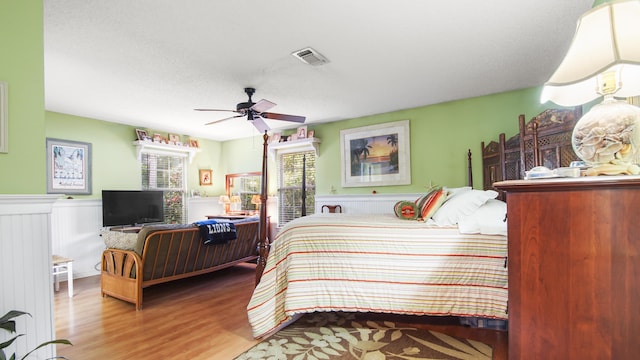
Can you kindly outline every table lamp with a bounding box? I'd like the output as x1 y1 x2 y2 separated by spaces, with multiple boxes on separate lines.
251 194 261 213
218 195 230 213
230 195 241 212
540 0 640 175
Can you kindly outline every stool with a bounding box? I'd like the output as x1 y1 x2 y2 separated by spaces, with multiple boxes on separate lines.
52 255 73 297
321 205 342 213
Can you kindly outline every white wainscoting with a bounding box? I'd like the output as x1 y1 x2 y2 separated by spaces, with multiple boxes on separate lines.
315 193 422 215
0 195 59 359
51 199 104 279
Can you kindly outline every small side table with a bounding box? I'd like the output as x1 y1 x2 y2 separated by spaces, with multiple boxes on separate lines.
52 255 73 297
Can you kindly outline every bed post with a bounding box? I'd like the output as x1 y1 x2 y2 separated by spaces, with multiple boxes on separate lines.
467 149 473 188
256 131 269 285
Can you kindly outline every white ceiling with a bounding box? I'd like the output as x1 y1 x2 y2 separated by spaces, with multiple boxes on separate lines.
44 0 594 142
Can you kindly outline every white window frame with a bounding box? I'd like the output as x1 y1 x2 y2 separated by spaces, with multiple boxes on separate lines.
139 149 188 224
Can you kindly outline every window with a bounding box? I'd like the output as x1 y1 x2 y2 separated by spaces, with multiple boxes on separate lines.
140 152 186 224
277 151 315 226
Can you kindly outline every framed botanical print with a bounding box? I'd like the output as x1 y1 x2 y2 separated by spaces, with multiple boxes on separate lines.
199 169 213 186
46 138 92 194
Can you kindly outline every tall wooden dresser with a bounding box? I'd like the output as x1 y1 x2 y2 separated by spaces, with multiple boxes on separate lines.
494 176 640 359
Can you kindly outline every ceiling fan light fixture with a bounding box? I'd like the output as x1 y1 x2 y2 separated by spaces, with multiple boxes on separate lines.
292 47 329 66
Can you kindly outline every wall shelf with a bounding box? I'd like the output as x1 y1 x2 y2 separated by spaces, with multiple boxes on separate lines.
268 137 320 158
133 140 200 163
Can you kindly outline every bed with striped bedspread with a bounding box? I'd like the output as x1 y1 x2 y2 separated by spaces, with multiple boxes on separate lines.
247 213 508 338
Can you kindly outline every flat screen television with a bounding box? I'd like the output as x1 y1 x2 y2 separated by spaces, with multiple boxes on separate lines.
102 190 165 227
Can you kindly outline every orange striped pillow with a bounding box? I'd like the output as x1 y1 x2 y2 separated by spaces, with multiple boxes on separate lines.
415 187 447 220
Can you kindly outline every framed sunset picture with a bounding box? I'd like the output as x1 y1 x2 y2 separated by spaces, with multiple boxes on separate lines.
340 120 410 187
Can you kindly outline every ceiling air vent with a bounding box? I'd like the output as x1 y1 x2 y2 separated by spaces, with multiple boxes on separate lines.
292 47 329 66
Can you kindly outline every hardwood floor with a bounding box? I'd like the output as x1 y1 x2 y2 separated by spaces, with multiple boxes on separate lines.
54 263 508 359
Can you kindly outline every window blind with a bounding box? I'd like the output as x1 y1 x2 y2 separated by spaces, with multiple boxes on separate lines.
141 152 186 224
277 150 315 225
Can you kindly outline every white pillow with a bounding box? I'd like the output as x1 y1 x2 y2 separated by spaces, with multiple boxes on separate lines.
443 186 472 199
458 199 507 236
432 189 498 226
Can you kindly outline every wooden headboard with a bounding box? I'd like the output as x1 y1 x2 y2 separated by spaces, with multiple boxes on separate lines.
481 107 582 190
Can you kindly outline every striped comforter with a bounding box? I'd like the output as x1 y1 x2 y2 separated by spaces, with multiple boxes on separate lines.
247 213 508 338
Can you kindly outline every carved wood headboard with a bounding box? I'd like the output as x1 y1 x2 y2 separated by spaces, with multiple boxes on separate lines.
481 106 582 190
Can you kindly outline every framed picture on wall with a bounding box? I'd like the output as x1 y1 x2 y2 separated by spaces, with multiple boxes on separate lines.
340 120 411 187
199 169 213 186
0 80 7 153
46 138 92 194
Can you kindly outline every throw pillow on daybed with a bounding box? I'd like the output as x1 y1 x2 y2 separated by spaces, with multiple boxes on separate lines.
457 199 507 236
431 189 498 226
101 230 138 251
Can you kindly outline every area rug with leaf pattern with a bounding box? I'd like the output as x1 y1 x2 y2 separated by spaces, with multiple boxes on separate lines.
235 312 492 360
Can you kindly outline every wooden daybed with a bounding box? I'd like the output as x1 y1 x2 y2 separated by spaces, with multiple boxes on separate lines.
101 220 259 310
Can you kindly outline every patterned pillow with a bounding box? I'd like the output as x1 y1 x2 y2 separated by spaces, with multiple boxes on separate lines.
394 200 419 220
415 187 447 220
101 230 138 251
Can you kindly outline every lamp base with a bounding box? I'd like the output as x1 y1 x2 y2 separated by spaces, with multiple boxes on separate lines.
572 99 640 174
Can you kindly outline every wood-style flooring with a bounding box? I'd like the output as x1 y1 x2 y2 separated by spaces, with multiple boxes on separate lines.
54 263 507 359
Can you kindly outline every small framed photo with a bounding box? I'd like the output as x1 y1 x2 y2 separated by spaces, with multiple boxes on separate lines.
168 133 180 144
270 132 281 144
199 169 212 186
307 130 315 139
189 139 200 148
152 133 164 143
297 125 308 139
136 129 150 141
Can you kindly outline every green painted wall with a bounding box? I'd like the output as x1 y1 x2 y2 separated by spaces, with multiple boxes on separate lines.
45 112 226 198
0 1 45 194
265 86 553 195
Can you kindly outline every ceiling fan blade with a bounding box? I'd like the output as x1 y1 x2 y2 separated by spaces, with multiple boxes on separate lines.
261 112 306 123
205 114 244 126
252 117 270 133
195 108 240 113
250 99 276 113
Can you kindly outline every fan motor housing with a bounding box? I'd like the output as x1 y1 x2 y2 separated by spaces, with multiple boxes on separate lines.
236 101 254 111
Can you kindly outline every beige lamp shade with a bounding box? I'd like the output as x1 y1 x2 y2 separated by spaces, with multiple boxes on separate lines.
251 195 261 205
540 0 640 106
230 195 241 203
218 195 230 204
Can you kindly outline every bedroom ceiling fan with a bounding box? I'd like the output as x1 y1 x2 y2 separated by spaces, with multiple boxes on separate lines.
195 87 306 132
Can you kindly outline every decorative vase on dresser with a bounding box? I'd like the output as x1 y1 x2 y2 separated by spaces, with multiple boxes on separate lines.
494 176 640 360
